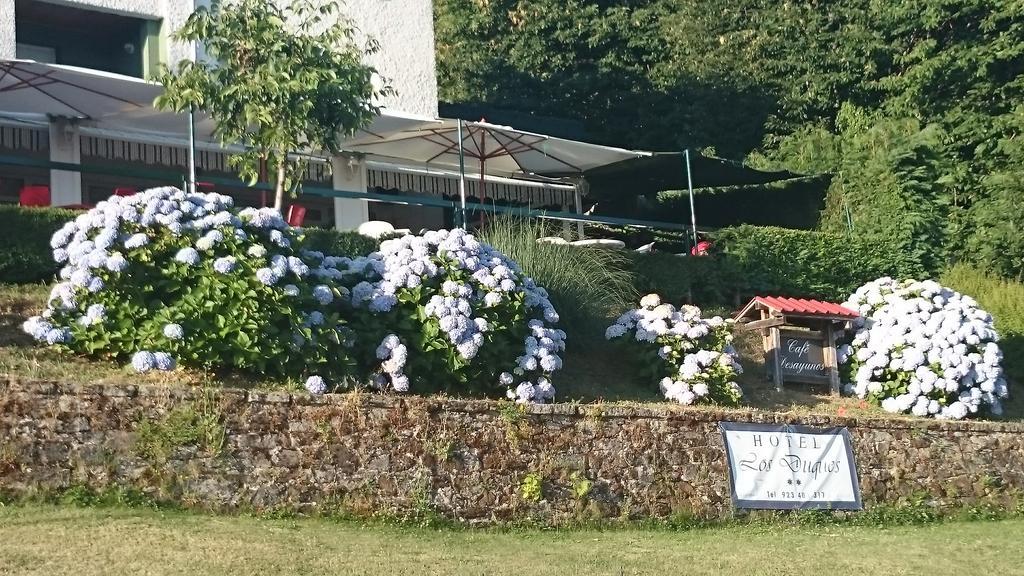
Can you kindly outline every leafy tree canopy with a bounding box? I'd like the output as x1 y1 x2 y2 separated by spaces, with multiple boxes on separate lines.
157 0 388 209
435 0 1024 278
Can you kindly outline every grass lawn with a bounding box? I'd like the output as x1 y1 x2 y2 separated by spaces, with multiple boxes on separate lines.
0 505 1020 576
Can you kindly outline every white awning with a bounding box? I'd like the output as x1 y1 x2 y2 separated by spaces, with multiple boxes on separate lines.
0 59 438 151
341 118 649 178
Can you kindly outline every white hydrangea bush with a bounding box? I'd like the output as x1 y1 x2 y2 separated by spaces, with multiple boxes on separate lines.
22 187 366 382
606 294 743 406
348 229 565 403
840 277 1009 419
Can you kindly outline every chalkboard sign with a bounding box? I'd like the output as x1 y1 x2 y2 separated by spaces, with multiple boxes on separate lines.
778 334 829 380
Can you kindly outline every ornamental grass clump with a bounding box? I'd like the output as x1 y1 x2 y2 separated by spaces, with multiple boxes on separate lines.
348 229 565 402
605 294 743 406
840 277 1009 419
22 187 367 382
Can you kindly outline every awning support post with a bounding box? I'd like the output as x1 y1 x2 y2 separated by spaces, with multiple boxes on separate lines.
684 148 697 249
457 118 467 229
187 105 197 194
573 178 588 240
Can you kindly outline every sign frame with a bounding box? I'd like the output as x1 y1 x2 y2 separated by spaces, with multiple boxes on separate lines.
719 421 862 511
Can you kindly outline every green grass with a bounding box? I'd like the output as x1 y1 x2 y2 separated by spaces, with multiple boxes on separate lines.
0 505 1021 575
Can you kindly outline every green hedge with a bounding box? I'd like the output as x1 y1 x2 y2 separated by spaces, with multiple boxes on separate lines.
0 205 382 284
0 205 78 283
299 227 381 257
630 225 927 308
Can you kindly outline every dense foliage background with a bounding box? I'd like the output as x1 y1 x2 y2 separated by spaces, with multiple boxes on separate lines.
435 0 1024 279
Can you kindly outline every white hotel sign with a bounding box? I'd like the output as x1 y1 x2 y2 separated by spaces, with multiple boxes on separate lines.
719 423 862 510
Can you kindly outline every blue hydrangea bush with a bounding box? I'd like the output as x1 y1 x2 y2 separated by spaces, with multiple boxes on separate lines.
605 294 743 406
22 187 363 382
839 277 1008 419
347 230 565 402
23 188 564 402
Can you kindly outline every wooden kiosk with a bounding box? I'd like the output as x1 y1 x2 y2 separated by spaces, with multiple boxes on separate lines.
733 296 859 395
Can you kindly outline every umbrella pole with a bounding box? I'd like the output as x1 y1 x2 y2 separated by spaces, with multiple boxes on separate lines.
187 105 197 194
478 129 486 227
457 119 467 230
685 149 697 249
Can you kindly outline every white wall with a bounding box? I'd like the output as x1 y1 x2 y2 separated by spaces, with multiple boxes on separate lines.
345 0 438 118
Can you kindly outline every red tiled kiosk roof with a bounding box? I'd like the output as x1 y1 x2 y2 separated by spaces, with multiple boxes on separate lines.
735 296 860 322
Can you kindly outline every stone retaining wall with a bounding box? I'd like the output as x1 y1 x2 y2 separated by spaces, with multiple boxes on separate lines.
2 377 1023 523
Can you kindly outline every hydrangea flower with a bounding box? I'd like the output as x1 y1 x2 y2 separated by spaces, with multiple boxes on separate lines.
153 352 176 371
840 278 1008 419
131 351 156 373
305 375 327 395
175 247 200 266
163 323 184 340
312 285 333 305
256 267 280 286
213 256 237 274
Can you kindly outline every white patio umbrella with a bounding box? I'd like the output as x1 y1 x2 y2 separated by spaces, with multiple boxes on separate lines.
339 118 648 226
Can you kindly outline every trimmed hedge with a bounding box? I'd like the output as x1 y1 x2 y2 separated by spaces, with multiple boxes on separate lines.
300 227 380 257
630 225 927 308
0 205 79 283
0 205 381 284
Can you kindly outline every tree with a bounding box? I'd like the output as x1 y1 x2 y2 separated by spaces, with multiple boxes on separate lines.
156 0 388 210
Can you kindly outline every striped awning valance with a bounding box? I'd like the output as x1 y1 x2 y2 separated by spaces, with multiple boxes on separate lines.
0 126 47 153
367 168 574 207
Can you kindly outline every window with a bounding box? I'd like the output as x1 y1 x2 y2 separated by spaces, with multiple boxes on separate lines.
14 0 163 78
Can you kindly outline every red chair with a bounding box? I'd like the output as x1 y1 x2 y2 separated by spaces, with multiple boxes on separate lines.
196 182 215 192
690 240 713 256
19 185 51 207
286 204 307 227
113 187 136 197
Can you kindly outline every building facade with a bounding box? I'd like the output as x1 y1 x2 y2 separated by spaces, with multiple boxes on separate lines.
0 0 440 229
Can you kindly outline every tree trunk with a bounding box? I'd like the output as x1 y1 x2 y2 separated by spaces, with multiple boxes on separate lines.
273 160 286 212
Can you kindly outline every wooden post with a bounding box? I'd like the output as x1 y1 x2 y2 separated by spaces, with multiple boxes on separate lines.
770 326 783 392
824 321 840 396
760 308 771 381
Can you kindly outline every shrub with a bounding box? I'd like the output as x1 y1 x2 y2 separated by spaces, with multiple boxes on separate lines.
839 277 1008 419
0 205 77 283
621 225 927 311
716 225 926 302
21 187 368 382
605 294 743 406
22 188 566 402
480 217 636 336
347 229 565 402
628 252 745 308
300 227 380 258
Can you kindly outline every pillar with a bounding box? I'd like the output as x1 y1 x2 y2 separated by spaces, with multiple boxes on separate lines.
0 0 15 61
330 154 369 231
48 117 83 206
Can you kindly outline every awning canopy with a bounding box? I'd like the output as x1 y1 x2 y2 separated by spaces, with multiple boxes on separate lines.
339 118 649 178
585 152 802 194
0 59 439 152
